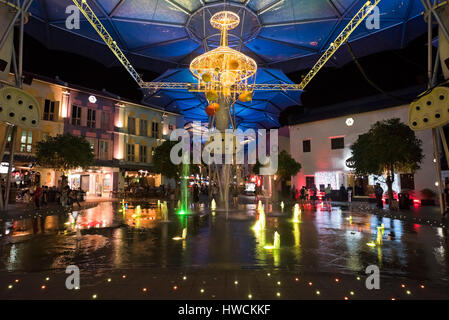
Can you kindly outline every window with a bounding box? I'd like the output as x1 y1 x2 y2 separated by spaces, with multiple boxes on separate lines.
86 138 96 158
140 119 148 136
5 131 11 149
87 109 96 128
99 140 109 160
20 131 32 153
152 122 159 138
305 176 315 189
101 112 110 130
331 137 345 150
303 140 311 153
127 144 135 162
71 105 81 126
139 145 147 163
400 174 415 190
43 99 56 121
128 117 136 135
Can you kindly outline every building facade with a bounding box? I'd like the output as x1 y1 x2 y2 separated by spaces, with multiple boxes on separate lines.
0 73 182 198
289 90 437 201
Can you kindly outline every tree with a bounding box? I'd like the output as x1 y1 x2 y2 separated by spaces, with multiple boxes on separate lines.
253 150 301 196
152 140 180 180
349 118 423 205
253 150 301 179
153 140 202 181
35 133 94 184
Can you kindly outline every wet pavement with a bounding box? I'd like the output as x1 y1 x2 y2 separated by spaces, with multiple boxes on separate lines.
0 200 448 299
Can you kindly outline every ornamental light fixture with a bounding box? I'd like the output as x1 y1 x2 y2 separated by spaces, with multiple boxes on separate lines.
189 11 258 114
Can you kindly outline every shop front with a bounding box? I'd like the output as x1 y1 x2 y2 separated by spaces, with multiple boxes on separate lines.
68 166 118 198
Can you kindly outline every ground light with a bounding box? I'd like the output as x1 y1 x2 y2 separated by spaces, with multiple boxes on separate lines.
173 228 187 241
264 231 280 250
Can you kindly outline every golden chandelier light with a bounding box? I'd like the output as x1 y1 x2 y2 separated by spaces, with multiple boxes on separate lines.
189 11 258 101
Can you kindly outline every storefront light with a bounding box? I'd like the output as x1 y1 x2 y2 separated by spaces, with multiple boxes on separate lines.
88 95 97 103
346 118 354 126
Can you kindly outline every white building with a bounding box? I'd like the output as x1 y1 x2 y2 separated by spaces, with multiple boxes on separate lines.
289 87 437 201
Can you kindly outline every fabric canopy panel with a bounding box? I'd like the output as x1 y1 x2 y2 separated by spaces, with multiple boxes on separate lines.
142 68 301 129
24 0 427 73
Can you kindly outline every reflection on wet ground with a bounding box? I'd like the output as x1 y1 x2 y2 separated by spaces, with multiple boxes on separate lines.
0 201 448 286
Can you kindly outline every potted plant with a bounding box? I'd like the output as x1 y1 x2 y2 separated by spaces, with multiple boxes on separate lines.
420 188 436 206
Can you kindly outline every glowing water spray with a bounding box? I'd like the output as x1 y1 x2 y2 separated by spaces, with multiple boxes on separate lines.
173 228 187 241
280 201 285 212
161 201 169 221
211 199 217 210
293 204 301 223
252 206 266 232
157 200 161 207
264 231 280 250
376 226 383 244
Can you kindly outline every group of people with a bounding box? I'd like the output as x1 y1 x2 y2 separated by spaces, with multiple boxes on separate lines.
191 182 241 209
292 184 354 207
20 184 82 210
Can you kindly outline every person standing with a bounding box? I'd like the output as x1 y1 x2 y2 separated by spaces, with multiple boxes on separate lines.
374 183 384 209
325 184 332 208
300 186 306 205
33 185 42 210
347 186 353 204
193 184 200 210
231 184 239 208
42 186 49 206
339 184 347 202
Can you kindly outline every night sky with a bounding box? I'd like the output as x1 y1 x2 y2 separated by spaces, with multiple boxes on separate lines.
19 29 434 127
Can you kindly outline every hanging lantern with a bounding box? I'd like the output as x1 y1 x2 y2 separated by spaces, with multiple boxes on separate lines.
206 103 220 116
206 90 218 101
239 91 252 102
229 59 239 70
202 73 212 83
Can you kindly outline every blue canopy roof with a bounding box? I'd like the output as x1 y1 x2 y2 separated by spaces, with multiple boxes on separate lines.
22 0 428 128
25 0 426 73
143 68 301 129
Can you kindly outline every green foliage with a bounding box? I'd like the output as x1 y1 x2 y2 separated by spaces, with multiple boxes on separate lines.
35 133 94 174
350 118 423 177
152 140 180 180
152 140 204 181
421 188 436 199
350 118 423 206
253 150 301 180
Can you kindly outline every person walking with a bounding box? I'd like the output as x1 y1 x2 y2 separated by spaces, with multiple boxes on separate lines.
193 183 200 210
374 183 384 209
42 186 49 206
61 186 69 208
33 185 42 210
231 184 239 208
310 185 318 206
325 184 332 209
300 186 306 205
339 184 347 202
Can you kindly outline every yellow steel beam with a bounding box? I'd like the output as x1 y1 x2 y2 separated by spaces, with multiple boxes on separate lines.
71 0 380 94
298 0 381 90
72 0 143 85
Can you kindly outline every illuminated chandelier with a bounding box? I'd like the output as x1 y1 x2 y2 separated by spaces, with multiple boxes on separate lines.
189 11 258 114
